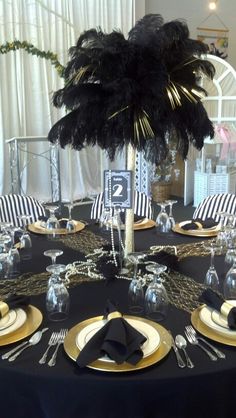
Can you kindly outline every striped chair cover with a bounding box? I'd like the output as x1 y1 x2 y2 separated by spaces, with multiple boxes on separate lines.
193 193 236 224
0 194 46 227
91 191 153 220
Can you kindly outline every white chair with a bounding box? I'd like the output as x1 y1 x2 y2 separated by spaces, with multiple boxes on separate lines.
0 194 46 227
91 191 153 220
192 193 236 224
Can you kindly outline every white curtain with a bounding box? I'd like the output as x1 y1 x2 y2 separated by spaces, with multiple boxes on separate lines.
0 0 134 201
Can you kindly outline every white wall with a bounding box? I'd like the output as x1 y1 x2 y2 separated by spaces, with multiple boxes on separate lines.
145 0 236 69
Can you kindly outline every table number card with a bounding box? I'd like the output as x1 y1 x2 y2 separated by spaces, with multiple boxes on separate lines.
104 170 132 209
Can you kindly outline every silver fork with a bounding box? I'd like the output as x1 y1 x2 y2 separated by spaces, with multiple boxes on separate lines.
39 332 60 364
48 329 68 367
185 325 226 359
184 328 218 361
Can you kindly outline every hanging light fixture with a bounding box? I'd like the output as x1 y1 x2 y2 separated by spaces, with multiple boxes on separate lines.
209 1 217 10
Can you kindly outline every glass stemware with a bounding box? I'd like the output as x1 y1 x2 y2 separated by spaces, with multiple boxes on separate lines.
127 252 147 280
46 263 69 321
44 249 63 265
64 202 76 233
127 252 147 313
224 250 236 300
204 242 220 291
156 202 171 233
166 199 177 228
17 215 32 259
145 263 168 321
45 205 60 231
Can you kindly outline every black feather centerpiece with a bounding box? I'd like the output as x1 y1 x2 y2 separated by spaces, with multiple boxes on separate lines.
48 14 215 164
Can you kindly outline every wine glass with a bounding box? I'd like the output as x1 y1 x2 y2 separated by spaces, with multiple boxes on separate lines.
145 263 168 321
224 249 236 300
64 202 76 233
17 215 32 259
44 249 63 265
46 264 70 321
45 205 60 230
0 253 10 279
156 202 171 233
166 199 177 228
128 278 145 314
127 252 147 313
127 252 147 280
204 242 220 291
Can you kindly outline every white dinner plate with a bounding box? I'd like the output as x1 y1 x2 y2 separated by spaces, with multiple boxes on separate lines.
0 308 27 337
211 300 236 329
76 317 160 363
199 303 236 338
0 309 17 331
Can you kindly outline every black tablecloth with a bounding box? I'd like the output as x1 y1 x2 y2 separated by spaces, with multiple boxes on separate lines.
0 224 235 418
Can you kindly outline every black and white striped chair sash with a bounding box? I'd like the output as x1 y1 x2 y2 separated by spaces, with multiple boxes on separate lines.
90 191 152 220
193 193 236 225
0 194 46 227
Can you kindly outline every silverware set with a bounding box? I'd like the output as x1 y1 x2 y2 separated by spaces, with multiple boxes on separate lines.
170 325 226 368
1 327 68 366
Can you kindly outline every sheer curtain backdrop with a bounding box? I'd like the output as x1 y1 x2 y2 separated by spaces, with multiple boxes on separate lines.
0 0 134 201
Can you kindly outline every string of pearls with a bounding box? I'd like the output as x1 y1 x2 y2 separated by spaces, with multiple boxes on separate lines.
108 170 118 267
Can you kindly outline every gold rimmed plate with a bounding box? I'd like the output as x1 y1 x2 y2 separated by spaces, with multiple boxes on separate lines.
172 221 220 237
28 219 85 235
112 218 156 231
0 309 27 336
64 315 171 372
0 305 43 346
191 305 236 346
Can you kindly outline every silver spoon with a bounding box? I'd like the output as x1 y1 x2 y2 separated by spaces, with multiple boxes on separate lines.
175 334 194 368
8 328 48 362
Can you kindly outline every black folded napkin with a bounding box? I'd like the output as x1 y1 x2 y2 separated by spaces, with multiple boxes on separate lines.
76 300 147 367
0 294 30 318
181 218 218 231
137 251 179 274
119 213 144 225
199 288 236 330
96 255 120 281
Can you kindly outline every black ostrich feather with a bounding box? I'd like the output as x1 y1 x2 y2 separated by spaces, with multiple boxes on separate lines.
48 14 215 163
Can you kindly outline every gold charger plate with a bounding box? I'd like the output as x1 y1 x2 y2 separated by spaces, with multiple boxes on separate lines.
0 305 43 346
28 219 85 235
64 315 171 372
191 306 236 346
172 221 220 237
112 219 156 231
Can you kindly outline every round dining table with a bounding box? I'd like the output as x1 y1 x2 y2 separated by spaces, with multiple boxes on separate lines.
0 221 235 418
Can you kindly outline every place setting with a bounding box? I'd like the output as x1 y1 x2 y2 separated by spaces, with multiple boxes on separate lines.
172 218 221 237
64 299 172 372
28 203 86 235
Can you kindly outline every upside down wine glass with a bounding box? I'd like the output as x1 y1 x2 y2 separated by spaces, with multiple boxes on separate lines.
17 214 32 260
204 242 220 291
65 202 76 233
156 202 171 233
224 249 236 300
127 252 147 314
145 263 168 321
44 249 63 265
46 263 70 321
165 199 178 228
